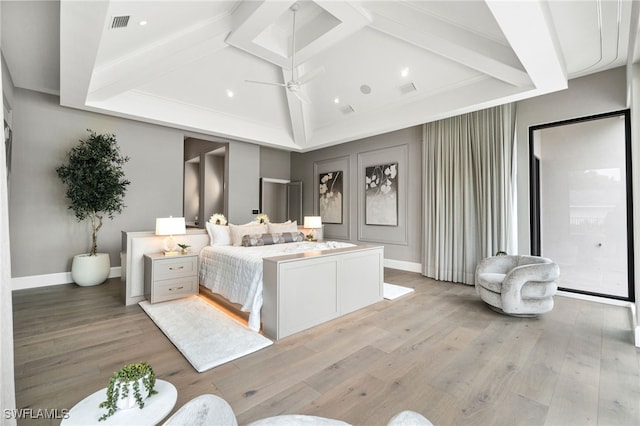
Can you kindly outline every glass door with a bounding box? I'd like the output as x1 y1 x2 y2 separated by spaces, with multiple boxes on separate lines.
530 110 634 301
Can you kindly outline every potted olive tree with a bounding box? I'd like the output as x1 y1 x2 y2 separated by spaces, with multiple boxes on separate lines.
56 130 130 286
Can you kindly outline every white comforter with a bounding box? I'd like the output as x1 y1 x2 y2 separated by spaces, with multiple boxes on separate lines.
199 241 354 331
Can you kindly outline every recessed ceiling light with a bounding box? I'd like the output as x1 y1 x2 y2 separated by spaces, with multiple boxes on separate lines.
226 89 234 98
139 20 147 26
360 85 371 95
401 67 410 78
334 97 340 104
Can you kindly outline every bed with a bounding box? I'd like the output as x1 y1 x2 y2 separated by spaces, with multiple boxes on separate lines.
199 222 384 339
199 240 355 331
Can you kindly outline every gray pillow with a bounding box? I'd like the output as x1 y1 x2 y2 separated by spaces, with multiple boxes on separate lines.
241 232 305 247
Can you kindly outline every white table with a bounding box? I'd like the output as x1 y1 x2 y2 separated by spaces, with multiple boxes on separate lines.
61 379 177 425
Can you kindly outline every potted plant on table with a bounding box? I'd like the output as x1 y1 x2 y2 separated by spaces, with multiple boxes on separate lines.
56 130 130 286
98 362 157 421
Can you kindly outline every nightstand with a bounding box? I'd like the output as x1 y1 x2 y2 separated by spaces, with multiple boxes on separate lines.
143 253 198 303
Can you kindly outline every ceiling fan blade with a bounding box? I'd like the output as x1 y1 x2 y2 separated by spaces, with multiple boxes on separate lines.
245 80 286 87
298 66 325 85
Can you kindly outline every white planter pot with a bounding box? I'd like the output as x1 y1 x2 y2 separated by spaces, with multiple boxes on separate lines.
71 253 110 286
114 376 151 410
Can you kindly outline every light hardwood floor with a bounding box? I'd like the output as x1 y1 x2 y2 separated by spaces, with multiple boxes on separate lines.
13 269 640 425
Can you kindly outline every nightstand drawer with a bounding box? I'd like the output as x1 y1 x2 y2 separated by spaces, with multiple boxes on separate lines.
151 276 198 303
153 256 197 280
144 253 199 303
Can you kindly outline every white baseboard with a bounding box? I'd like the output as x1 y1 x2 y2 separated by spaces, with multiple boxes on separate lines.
12 267 121 291
384 259 422 273
631 303 640 348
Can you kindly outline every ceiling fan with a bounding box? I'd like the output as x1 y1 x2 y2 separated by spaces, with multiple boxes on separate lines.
245 3 324 104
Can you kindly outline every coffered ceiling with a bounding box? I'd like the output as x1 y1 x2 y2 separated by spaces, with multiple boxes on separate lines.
3 1 639 151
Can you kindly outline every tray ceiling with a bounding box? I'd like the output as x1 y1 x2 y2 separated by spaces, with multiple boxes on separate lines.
4 1 639 151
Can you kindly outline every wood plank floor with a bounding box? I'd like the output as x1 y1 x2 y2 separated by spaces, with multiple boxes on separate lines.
12 269 640 425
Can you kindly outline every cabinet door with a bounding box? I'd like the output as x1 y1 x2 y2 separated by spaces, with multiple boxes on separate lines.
339 251 383 314
278 259 339 338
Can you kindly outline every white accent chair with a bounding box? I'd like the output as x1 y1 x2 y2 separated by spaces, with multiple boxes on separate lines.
163 394 433 426
475 255 559 316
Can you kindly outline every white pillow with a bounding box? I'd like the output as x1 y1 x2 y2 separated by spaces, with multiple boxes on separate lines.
205 222 231 246
229 223 268 246
268 221 298 233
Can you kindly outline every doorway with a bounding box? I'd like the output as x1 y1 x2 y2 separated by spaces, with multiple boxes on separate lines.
530 110 634 301
259 178 303 224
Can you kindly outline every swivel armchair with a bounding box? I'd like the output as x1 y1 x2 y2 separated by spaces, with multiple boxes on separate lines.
475 255 559 316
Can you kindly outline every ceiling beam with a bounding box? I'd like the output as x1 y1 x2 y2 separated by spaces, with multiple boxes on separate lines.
486 0 567 93
88 14 233 102
365 2 531 87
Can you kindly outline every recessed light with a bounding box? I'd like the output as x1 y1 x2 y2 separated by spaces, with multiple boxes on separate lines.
401 67 410 78
334 97 340 104
139 20 147 26
226 89 234 98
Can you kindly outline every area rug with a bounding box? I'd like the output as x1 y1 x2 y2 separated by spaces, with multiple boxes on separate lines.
383 283 415 300
139 296 272 372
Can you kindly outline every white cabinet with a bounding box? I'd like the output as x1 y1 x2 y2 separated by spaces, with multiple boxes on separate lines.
262 245 383 340
144 253 198 303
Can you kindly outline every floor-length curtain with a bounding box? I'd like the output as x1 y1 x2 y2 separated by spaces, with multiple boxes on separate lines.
422 104 516 284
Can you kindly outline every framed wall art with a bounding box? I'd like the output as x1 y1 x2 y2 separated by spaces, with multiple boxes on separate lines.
319 170 343 224
314 156 350 240
357 145 408 245
364 163 398 226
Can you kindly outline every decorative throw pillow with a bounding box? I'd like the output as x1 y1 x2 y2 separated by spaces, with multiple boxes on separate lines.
241 232 305 247
267 221 298 233
205 222 231 246
229 223 268 246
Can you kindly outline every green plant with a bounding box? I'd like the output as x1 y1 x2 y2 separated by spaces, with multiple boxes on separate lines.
98 362 157 421
177 243 190 250
495 251 507 256
56 130 130 256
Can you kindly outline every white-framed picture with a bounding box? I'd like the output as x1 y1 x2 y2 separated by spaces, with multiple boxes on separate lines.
365 163 398 226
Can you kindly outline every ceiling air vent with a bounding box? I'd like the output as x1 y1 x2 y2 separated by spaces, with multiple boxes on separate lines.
110 15 130 29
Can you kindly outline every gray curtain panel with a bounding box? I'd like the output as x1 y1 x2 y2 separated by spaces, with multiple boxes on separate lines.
422 104 516 284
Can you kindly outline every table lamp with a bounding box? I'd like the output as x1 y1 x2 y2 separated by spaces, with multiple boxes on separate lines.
156 217 186 256
303 216 322 241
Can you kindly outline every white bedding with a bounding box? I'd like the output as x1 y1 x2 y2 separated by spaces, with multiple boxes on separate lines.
198 241 354 331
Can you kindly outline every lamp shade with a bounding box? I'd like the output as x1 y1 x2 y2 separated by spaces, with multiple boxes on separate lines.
304 216 322 229
155 217 186 236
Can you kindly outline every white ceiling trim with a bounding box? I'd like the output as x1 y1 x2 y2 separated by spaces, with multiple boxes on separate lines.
88 31 231 103
366 3 530 87
225 0 371 70
486 0 567 93
88 89 299 149
60 0 110 108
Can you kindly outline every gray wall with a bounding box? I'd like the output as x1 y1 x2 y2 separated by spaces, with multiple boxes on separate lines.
227 141 260 224
515 67 628 254
9 89 185 277
260 146 291 180
292 126 422 264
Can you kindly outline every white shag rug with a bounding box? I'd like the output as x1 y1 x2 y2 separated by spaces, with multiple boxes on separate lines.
383 283 415 300
139 296 272 372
